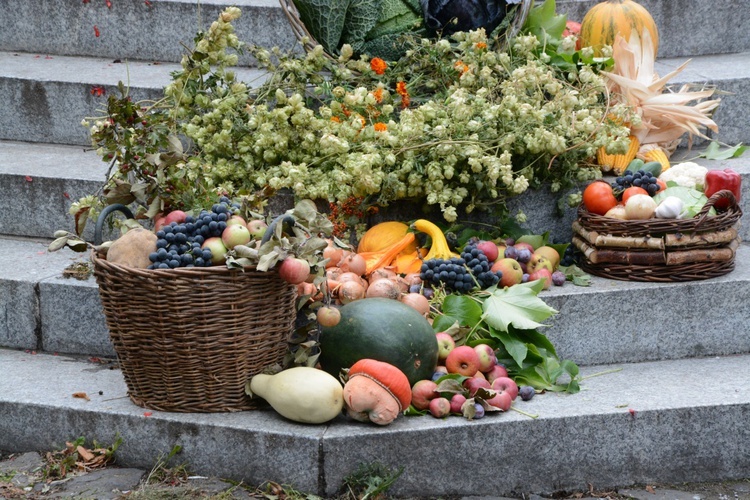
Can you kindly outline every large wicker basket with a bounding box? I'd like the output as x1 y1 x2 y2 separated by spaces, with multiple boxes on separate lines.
92 251 297 412
573 189 742 282
279 0 534 57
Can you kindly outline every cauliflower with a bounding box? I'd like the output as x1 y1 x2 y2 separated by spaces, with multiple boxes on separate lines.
658 162 708 190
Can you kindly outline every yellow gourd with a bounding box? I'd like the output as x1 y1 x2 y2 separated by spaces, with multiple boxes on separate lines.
412 219 456 261
580 0 659 57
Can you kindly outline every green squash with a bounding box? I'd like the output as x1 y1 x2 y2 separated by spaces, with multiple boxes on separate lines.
318 298 439 386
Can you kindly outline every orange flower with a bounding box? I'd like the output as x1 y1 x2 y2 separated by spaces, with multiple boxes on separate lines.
370 57 387 75
374 122 387 132
371 88 383 103
395 81 408 96
400 95 410 109
454 61 469 74
475 42 487 50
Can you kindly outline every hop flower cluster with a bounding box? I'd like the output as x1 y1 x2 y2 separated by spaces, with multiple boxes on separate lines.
82 7 631 228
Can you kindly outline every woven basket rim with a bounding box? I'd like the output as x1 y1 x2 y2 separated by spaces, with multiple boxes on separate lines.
278 0 534 58
577 188 742 236
91 249 265 276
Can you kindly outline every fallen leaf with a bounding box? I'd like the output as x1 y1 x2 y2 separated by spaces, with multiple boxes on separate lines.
646 485 655 493
76 446 95 462
25 176 33 182
143 412 152 417
72 392 90 401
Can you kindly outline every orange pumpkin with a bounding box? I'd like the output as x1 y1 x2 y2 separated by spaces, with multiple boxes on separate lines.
580 0 659 57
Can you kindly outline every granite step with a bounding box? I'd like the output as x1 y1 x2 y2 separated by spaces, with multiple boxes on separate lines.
1 234 749 368
1 44 748 146
1 0 747 63
0 347 748 498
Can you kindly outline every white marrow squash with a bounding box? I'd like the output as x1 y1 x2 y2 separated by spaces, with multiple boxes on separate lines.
248 367 344 424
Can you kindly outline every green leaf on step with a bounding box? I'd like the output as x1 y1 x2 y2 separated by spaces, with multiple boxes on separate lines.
558 264 591 286
482 284 558 332
700 141 747 160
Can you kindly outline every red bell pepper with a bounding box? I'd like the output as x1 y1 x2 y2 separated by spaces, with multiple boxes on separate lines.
704 168 741 210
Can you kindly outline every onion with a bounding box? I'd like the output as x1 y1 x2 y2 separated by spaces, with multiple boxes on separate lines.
370 267 397 282
326 267 343 281
339 253 367 276
404 273 423 286
390 275 410 294
625 194 657 220
604 204 628 220
365 278 401 300
400 292 430 316
323 244 345 269
339 281 366 304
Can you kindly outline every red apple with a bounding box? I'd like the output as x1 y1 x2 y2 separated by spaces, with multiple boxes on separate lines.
491 376 519 401
485 364 509 384
435 332 455 361
445 345 481 377
247 219 269 240
429 397 451 418
434 365 449 375
164 210 187 226
221 224 251 250
491 258 524 287
226 215 247 228
484 390 512 411
473 344 497 373
476 240 499 262
534 246 561 270
153 213 168 232
528 268 553 290
411 380 439 410
462 377 491 397
201 237 228 265
450 393 467 414
472 371 487 381
278 257 311 285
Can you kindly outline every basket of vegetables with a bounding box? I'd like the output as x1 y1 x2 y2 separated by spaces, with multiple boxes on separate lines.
573 163 742 282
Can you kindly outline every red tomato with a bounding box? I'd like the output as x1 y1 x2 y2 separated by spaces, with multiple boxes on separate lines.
622 186 649 205
583 181 618 215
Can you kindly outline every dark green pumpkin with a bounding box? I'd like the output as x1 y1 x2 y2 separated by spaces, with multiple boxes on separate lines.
318 298 439 386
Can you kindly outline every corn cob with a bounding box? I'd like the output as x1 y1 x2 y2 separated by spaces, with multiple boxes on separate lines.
637 144 671 172
596 135 640 174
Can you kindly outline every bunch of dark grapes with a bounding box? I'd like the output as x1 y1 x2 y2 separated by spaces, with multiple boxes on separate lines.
420 257 474 293
460 241 501 289
560 243 579 267
147 197 241 269
613 170 660 196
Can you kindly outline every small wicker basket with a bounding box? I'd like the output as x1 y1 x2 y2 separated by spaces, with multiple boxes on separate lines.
92 251 297 412
278 0 534 57
574 189 743 282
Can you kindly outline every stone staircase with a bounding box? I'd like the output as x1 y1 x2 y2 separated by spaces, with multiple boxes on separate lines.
1 0 749 497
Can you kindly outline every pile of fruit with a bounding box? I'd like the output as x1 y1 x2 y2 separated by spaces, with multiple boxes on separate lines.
582 159 741 220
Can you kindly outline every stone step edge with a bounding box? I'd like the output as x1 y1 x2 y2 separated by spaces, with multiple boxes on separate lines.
0 347 748 497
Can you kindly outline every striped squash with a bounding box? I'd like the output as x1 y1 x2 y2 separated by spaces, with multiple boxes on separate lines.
580 0 659 57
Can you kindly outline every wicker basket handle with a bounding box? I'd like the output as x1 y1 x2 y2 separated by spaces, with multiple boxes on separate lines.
697 189 740 216
693 189 740 228
94 203 135 245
